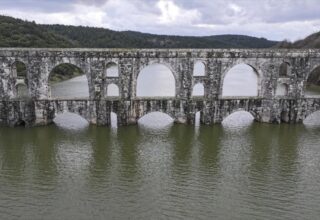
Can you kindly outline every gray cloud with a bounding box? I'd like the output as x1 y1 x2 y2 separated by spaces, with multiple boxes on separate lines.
0 0 319 41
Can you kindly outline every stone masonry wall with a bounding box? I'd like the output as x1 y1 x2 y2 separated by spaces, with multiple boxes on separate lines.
0 48 320 127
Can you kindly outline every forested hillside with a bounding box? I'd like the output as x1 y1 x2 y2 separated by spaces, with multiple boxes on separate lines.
0 15 277 48
276 32 320 48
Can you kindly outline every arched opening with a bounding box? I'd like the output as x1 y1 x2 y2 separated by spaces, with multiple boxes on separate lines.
222 111 254 128
15 83 29 98
49 63 89 99
304 111 320 127
192 83 204 97
275 83 288 96
106 62 119 77
12 61 27 78
279 62 290 77
305 66 320 96
193 61 205 76
12 61 29 98
110 112 118 128
222 64 259 97
138 112 174 128
15 120 26 127
106 84 120 97
53 112 89 130
137 63 175 97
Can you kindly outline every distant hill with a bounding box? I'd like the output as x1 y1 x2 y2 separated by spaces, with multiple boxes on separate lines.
0 15 278 48
0 15 73 47
276 31 320 48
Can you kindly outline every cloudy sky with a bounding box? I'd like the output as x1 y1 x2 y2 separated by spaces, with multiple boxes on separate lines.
0 0 319 41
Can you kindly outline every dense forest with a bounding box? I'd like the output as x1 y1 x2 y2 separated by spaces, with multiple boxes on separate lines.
0 15 277 48
276 32 320 48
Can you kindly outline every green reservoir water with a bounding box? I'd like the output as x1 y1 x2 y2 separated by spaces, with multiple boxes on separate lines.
1 120 320 219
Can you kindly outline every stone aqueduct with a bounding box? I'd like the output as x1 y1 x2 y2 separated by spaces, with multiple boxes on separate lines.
1 48 320 127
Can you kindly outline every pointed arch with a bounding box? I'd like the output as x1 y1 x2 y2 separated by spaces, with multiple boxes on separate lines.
137 63 176 97
222 63 259 97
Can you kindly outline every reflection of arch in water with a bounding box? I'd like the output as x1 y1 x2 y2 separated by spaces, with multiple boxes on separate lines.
192 83 205 97
48 63 88 99
136 63 176 97
221 63 260 97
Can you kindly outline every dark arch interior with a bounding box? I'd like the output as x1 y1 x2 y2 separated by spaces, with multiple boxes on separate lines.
306 66 320 96
15 120 26 127
279 62 289 77
12 61 27 78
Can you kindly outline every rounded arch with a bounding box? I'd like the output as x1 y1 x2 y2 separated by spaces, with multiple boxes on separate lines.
48 63 89 99
136 63 176 97
53 112 89 129
106 62 119 77
221 63 260 97
11 60 27 78
222 110 255 126
275 82 289 97
193 61 206 76
192 83 205 96
106 83 120 97
15 83 29 98
305 65 320 96
14 119 27 127
279 62 290 77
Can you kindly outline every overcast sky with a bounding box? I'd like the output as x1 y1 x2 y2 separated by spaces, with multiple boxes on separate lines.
1 0 319 41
